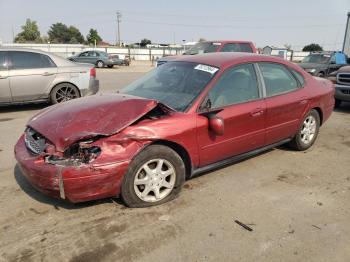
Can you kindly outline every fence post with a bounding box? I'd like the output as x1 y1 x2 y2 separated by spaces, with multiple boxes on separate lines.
149 48 152 61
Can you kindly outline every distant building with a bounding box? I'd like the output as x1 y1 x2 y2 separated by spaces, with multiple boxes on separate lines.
262 46 289 60
342 12 350 57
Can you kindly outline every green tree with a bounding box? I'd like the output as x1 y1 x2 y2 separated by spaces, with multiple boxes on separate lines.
140 38 151 47
14 19 41 43
86 29 102 45
48 23 84 44
302 43 323 52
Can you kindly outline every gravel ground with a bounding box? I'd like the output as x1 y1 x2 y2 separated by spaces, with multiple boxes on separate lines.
0 63 349 262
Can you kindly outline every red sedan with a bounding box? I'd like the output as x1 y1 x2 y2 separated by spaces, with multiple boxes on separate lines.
15 53 334 207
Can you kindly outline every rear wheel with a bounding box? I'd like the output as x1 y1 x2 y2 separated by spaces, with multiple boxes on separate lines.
121 145 185 208
289 109 320 151
50 83 80 104
96 60 104 68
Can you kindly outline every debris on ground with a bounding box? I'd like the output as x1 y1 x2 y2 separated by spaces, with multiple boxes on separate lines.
234 220 253 231
158 215 170 221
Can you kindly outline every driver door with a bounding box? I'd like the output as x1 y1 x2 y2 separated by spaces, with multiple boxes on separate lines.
196 63 266 166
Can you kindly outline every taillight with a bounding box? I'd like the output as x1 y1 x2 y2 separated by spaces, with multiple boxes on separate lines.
90 67 96 78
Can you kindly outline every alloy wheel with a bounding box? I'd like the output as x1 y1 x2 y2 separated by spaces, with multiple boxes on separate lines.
54 86 79 103
134 159 176 202
300 115 317 145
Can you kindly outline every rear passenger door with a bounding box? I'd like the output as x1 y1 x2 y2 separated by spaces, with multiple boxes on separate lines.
0 51 11 103
258 63 309 145
8 51 57 102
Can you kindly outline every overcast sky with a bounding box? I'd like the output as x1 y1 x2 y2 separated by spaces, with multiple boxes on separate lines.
0 0 349 50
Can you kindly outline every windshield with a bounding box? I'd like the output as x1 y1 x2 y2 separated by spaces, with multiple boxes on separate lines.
302 54 330 64
183 42 220 55
121 62 218 111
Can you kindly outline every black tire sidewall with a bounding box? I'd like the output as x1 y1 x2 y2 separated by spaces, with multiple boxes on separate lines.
121 145 186 208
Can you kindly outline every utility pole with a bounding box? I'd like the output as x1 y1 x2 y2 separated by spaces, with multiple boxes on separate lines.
116 11 122 46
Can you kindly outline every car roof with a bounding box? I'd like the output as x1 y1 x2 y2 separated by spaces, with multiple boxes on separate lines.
205 40 254 44
0 47 52 55
171 52 290 69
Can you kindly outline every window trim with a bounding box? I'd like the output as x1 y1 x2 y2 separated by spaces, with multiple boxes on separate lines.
256 62 302 98
197 62 263 112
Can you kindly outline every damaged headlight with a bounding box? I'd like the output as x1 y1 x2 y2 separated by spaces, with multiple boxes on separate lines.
46 141 101 166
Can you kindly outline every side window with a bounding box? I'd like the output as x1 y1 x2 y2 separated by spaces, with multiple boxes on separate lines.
9 51 54 70
221 43 253 53
88 51 97 57
330 54 336 64
208 64 259 108
0 52 7 70
259 63 299 97
291 69 305 86
79 52 88 57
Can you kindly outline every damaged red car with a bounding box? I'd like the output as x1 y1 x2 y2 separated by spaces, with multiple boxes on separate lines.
15 53 335 207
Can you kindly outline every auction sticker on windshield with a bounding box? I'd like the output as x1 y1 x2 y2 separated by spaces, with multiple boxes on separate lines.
194 64 219 75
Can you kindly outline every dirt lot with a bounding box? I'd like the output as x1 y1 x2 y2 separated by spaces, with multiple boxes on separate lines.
0 62 350 262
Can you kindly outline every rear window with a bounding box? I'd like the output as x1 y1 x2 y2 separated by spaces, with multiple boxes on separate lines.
221 43 253 53
9 51 56 69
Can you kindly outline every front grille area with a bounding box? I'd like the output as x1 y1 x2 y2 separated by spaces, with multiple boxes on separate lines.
24 127 46 154
337 73 350 85
341 89 350 95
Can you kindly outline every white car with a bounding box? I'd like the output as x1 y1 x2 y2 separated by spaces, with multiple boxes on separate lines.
0 48 99 104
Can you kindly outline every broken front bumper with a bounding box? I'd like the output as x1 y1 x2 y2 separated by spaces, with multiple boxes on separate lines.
14 135 129 203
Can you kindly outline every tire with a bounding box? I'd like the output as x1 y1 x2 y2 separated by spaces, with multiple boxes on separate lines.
50 83 80 104
121 145 186 208
107 65 114 68
289 109 320 151
334 99 342 108
317 72 325 77
96 60 104 68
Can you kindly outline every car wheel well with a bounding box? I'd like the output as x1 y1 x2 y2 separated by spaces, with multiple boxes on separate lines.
49 82 81 100
151 140 192 179
312 107 323 126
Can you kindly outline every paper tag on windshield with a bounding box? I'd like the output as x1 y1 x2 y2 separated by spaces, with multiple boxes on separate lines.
194 64 219 74
213 42 222 46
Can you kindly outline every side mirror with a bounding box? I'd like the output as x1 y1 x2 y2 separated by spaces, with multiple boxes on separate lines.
208 115 224 136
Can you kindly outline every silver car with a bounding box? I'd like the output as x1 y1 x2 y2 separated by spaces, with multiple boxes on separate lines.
0 48 99 104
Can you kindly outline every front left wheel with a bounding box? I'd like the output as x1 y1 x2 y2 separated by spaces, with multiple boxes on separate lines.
121 145 186 208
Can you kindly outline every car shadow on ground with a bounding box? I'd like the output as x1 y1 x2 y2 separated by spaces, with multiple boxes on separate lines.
334 101 350 113
0 103 49 113
14 164 122 210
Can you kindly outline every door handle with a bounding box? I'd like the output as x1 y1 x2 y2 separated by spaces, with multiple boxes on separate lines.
250 108 264 117
42 72 54 76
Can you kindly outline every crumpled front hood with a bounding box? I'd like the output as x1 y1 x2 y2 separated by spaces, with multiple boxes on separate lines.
28 94 160 151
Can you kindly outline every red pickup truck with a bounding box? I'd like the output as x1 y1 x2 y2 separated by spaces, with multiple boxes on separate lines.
156 40 257 66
